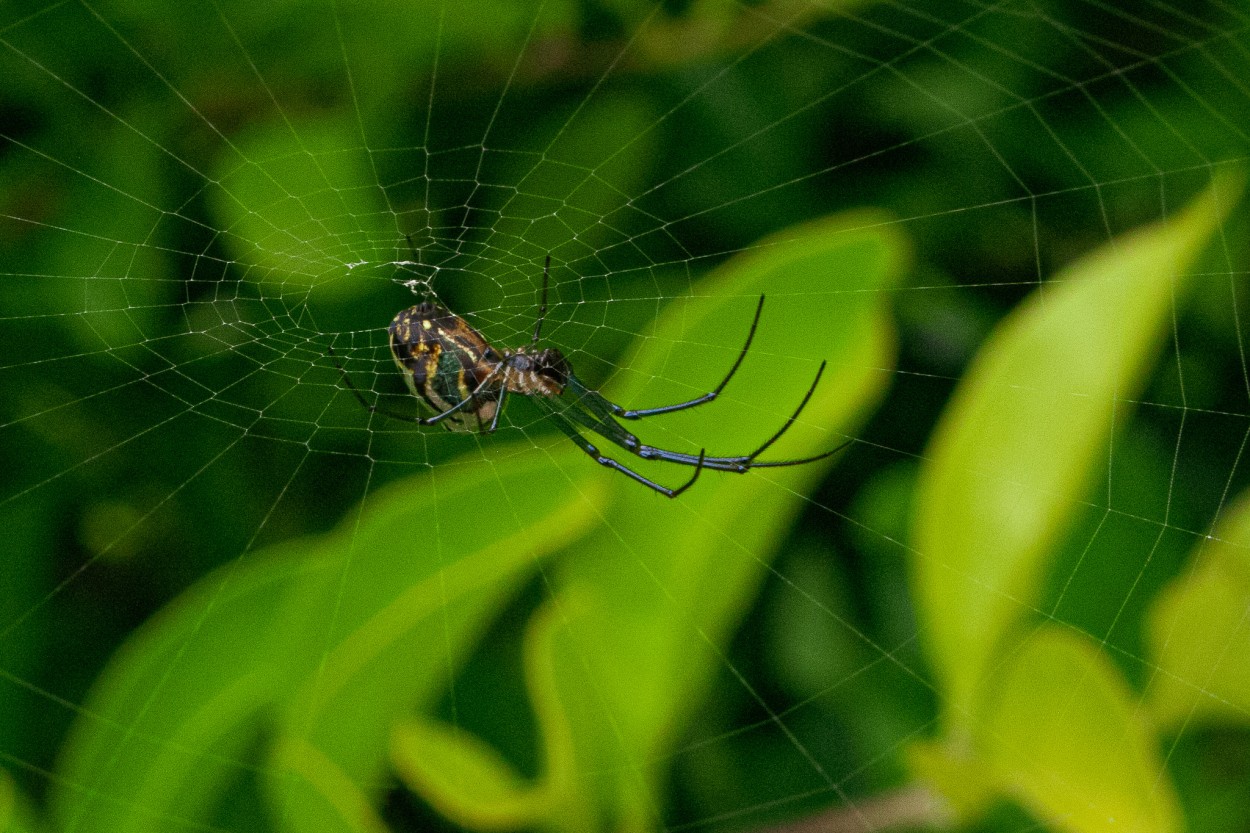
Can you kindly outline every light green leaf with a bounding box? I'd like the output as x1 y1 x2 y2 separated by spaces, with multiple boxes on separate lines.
533 211 907 827
392 721 551 831
50 438 602 833
51 544 315 833
266 452 607 833
912 171 1244 732
984 626 1182 833
1146 487 1250 728
391 596 589 832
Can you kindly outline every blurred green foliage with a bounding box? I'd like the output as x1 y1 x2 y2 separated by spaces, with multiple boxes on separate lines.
2 0 1250 832
909 173 1241 833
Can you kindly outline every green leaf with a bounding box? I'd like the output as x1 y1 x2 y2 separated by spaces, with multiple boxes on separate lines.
265 451 607 833
529 211 907 827
50 546 315 833
391 596 589 832
983 626 1182 833
392 721 551 830
1147 487 1250 729
911 171 1245 732
50 438 602 833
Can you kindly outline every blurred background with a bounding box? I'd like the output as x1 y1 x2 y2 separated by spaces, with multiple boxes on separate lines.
2 1 1249 831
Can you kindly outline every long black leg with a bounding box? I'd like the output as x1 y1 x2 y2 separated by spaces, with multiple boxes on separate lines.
743 437 851 468
328 344 498 427
595 295 766 420
535 399 706 497
552 393 739 472
627 435 849 470
532 254 551 344
555 361 847 472
739 359 826 462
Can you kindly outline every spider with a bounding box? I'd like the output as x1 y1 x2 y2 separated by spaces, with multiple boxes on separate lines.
329 256 847 497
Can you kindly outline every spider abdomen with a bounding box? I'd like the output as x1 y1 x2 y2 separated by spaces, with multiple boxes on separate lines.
389 303 502 433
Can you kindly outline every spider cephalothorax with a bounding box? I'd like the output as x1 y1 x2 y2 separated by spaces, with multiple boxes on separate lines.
503 346 570 397
331 255 847 497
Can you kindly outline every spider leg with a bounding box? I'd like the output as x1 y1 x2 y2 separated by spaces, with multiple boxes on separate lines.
329 344 426 423
554 388 748 472
421 372 504 428
328 344 499 427
641 359 839 469
736 359 828 463
742 438 851 468
559 361 848 472
487 376 510 433
595 295 765 420
532 255 551 344
535 398 706 497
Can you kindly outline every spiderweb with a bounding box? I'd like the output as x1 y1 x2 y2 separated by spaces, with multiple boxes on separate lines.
2 1 1248 831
